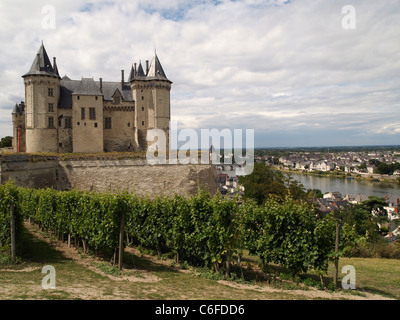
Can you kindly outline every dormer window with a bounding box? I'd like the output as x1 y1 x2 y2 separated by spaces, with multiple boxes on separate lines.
112 88 122 104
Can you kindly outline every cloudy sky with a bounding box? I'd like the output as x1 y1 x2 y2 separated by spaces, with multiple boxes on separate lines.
0 0 399 148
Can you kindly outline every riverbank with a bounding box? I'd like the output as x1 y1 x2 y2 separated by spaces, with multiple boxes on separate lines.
273 166 400 185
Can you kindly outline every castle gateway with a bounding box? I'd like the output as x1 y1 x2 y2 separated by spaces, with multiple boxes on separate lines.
12 43 172 153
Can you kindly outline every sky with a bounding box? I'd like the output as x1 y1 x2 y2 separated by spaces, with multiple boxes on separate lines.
0 0 399 148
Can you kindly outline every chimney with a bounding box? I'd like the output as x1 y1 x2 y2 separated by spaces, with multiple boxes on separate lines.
36 53 41 70
53 57 57 67
134 63 137 76
99 78 103 93
146 60 149 75
121 70 124 87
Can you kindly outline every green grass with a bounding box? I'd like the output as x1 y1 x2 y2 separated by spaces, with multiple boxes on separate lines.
0 224 398 300
326 257 400 299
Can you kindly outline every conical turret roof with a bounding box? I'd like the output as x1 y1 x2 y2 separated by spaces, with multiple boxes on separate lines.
147 54 170 82
22 42 60 78
136 62 146 77
128 64 135 82
12 104 19 114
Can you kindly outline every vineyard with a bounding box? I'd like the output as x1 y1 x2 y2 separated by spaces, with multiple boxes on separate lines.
0 181 362 284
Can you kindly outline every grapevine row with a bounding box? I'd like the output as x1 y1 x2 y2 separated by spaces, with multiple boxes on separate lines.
0 181 360 276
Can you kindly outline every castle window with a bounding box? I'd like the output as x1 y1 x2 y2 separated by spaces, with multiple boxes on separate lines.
127 122 130 127
81 108 85 120
48 103 54 112
48 88 53 97
48 117 54 128
95 96 98 100
77 96 80 100
142 121 145 126
89 108 96 120
65 117 72 129
105 117 112 129
113 96 120 104
142 107 144 111
94 122 98 128
141 96 144 100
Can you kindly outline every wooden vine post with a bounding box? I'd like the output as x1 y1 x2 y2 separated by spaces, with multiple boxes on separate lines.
118 212 125 270
333 222 340 288
10 205 16 260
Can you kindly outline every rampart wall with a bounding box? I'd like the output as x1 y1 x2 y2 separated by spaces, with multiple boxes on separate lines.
0 155 218 198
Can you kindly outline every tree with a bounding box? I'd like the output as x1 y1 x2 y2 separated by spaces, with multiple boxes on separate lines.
0 136 12 148
376 163 390 175
375 162 400 175
238 163 307 205
358 162 367 172
361 196 388 217
307 189 324 199
335 196 388 242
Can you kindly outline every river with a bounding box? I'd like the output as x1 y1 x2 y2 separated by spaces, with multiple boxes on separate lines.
287 172 400 199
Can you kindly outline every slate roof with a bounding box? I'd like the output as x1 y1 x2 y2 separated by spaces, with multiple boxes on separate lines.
130 55 171 83
58 79 80 109
12 104 20 114
134 62 146 79
73 78 102 96
22 43 60 78
58 78 133 109
147 54 169 81
12 102 25 115
128 65 135 82
96 81 133 101
24 43 169 109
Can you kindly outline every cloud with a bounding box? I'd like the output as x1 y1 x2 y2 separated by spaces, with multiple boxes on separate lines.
0 0 399 147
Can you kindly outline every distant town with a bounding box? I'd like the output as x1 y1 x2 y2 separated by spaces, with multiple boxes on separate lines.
214 146 400 241
256 146 400 177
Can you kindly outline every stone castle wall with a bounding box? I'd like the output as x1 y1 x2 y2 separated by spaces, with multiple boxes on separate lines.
0 155 217 198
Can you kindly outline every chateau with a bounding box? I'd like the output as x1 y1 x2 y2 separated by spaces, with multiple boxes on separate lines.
12 43 172 153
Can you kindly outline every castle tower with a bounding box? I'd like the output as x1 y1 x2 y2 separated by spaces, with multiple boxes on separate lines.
22 43 61 153
11 102 26 152
130 54 172 151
